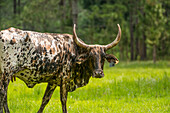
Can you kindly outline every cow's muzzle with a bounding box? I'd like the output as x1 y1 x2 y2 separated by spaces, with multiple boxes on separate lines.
93 69 104 78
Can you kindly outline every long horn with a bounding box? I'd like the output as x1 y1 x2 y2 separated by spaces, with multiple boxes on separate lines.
105 24 121 50
73 24 89 49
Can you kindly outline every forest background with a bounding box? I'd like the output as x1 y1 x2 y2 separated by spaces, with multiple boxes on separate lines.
0 0 169 63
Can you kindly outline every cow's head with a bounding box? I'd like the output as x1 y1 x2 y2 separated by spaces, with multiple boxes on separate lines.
73 24 121 78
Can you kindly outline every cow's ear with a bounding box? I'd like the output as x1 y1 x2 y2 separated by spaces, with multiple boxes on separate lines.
75 53 89 64
105 54 119 64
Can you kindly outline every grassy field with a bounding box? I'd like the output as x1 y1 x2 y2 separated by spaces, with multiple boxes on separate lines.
7 61 170 113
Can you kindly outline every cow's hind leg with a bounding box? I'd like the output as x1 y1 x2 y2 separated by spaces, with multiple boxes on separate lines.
0 84 4 113
0 73 5 113
37 83 56 113
3 79 10 113
0 74 10 113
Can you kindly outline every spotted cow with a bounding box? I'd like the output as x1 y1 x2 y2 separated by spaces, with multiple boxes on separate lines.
0 24 121 113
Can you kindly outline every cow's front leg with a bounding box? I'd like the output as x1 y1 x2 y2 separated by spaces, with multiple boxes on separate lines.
37 83 56 113
3 79 10 113
60 79 68 113
0 90 4 113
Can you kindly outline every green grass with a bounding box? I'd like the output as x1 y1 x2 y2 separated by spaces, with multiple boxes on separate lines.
7 61 170 113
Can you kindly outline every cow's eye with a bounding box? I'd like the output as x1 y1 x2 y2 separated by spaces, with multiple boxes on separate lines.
79 55 85 59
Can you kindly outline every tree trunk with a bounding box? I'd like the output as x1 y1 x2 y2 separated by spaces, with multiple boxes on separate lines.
126 44 129 61
134 0 139 60
130 11 134 61
139 2 147 60
17 0 20 14
59 0 66 32
135 36 139 60
140 34 147 60
143 34 147 60
13 0 17 14
153 44 156 64
72 0 78 25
